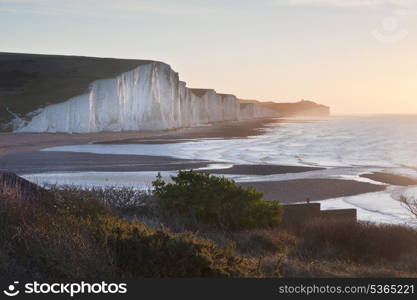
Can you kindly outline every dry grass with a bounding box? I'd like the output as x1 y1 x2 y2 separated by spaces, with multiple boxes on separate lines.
2 186 417 278
0 189 258 278
0 196 114 279
291 218 417 264
279 258 417 278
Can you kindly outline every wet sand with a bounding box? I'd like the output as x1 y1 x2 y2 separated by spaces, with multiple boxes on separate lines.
0 131 160 157
0 149 321 176
0 118 279 157
95 118 284 144
360 172 417 186
203 164 323 175
239 179 387 203
0 151 210 174
0 148 388 204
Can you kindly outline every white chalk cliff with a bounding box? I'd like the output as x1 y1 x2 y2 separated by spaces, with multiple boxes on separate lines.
16 62 277 133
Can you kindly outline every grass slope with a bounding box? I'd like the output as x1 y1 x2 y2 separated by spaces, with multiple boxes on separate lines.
2 186 417 278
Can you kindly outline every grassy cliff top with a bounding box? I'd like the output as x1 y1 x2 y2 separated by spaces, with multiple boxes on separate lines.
0 52 154 124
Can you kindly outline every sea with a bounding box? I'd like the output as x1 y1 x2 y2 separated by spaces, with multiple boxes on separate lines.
24 115 417 226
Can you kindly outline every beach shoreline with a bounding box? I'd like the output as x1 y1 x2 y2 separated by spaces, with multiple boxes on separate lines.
360 172 417 186
2 117 417 206
1 149 391 205
0 118 279 157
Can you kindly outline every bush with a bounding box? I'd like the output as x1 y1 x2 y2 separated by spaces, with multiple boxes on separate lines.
0 191 257 278
95 216 256 277
49 185 153 216
5 185 417 278
292 219 417 264
152 170 283 230
233 229 296 257
0 196 113 278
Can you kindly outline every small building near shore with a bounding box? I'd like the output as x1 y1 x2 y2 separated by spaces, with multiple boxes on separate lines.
281 202 357 226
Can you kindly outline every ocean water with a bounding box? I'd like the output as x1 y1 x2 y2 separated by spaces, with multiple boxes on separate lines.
42 115 417 170
30 115 417 225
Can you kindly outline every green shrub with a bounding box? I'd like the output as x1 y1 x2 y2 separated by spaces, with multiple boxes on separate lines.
152 170 283 230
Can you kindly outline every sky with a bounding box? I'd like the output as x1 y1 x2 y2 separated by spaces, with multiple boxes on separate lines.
1 0 416 114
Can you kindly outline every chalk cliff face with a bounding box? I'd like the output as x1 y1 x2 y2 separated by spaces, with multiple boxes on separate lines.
15 62 274 133
1 53 332 133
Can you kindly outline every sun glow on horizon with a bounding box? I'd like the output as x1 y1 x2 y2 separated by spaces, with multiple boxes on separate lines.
1 0 416 114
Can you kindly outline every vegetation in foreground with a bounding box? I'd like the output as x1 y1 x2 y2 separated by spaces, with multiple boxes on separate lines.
153 171 283 230
1 170 417 278
0 189 255 279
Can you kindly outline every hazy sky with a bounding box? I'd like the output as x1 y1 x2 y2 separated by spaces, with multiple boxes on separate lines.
1 0 416 114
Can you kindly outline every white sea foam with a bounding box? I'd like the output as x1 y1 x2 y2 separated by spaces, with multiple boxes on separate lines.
319 186 417 226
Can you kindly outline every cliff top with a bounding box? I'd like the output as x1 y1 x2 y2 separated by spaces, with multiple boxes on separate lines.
0 52 156 127
239 99 260 104
189 88 215 98
217 93 236 98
